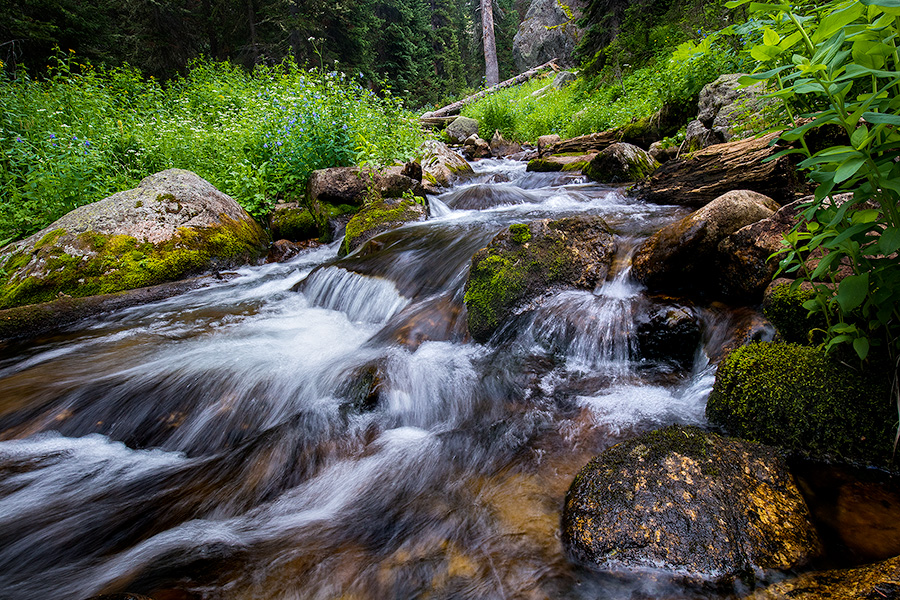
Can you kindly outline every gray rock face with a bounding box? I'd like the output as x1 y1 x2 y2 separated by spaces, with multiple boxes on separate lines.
513 0 587 71
684 118 719 153
634 297 701 370
420 140 474 193
0 169 268 309
553 70 577 89
583 142 659 183
563 426 821 580
689 74 770 148
632 190 779 295
446 116 480 143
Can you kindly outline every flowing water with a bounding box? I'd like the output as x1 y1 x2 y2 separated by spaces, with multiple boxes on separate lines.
0 159 768 600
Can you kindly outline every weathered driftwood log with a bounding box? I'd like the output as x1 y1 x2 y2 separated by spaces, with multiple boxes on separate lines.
421 59 559 121
630 132 808 207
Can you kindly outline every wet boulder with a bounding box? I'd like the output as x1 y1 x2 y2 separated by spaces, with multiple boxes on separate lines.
446 115 479 143
442 184 538 210
631 132 807 207
583 142 659 183
632 190 779 297
339 195 428 257
744 555 900 600
562 425 821 580
707 342 897 470
526 153 596 172
463 134 492 159
634 296 701 369
420 140 474 193
761 280 827 345
464 216 616 343
0 169 268 310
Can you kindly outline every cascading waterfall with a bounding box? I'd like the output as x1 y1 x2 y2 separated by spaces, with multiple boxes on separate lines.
0 159 754 600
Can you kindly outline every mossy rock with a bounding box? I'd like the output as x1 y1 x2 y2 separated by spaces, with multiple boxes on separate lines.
525 154 594 173
0 169 268 309
707 342 896 470
583 142 659 183
463 216 616 343
269 205 320 242
338 195 428 257
563 425 821 581
743 554 900 600
762 280 827 344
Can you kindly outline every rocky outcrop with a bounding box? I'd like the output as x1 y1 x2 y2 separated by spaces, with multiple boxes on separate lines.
0 169 268 310
631 190 780 296
463 134 492 159
420 140 474 193
563 426 821 580
707 342 897 470
339 195 428 257
745 555 900 600
583 142 659 183
631 133 807 207
512 0 587 71
697 73 770 144
464 216 616 343
446 116 479 143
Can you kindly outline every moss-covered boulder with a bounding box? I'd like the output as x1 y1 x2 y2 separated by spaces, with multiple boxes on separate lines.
338 195 428 257
269 202 320 242
562 425 821 581
307 165 425 210
583 142 659 183
463 216 616 343
632 190 779 297
743 555 900 600
761 280 827 344
707 342 896 470
420 140 474 193
0 169 267 309
526 153 596 172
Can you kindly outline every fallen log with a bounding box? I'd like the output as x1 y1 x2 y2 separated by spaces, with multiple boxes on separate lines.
421 59 560 121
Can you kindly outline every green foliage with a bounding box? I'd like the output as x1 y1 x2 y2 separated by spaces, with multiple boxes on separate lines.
707 341 897 470
0 54 424 242
735 0 900 362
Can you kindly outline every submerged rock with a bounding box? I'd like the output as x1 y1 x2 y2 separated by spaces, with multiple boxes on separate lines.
464 216 616 343
420 140 474 193
632 190 779 297
0 169 268 310
707 342 897 470
339 195 428 257
583 142 659 183
744 555 900 600
563 425 821 580
634 296 701 369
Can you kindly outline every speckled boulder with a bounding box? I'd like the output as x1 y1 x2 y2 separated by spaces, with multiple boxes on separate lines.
0 169 268 309
563 425 821 580
463 216 616 343
632 190 779 296
583 142 659 183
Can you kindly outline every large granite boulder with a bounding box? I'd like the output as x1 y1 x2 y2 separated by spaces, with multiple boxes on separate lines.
632 190 779 296
420 140 474 193
339 195 428 257
563 426 821 580
583 142 659 183
446 116 480 143
707 342 897 470
513 0 587 71
0 169 268 309
631 133 808 207
464 216 616 343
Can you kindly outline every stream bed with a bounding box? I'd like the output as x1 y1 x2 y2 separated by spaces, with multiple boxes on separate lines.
0 158 833 600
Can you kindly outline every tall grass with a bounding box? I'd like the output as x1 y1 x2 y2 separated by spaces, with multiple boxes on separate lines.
460 30 746 143
0 51 424 243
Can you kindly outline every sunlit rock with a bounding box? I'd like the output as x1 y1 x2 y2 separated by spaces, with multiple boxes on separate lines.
420 140 474 193
462 134 492 160
743 554 900 599
563 425 821 580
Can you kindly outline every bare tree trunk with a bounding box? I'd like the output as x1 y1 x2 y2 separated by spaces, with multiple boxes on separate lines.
481 0 499 87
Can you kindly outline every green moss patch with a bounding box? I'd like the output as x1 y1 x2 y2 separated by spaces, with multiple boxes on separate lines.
763 282 827 344
707 342 896 470
339 196 426 257
270 207 319 242
0 217 267 309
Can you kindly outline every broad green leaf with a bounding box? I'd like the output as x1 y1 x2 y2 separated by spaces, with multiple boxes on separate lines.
880 227 900 253
810 251 841 278
850 209 880 224
725 0 753 7
812 1 864 43
853 336 870 360
779 31 804 50
764 27 781 45
751 45 784 61
749 1 793 11
862 112 900 125
834 156 867 182
851 124 869 148
860 0 900 7
836 273 869 312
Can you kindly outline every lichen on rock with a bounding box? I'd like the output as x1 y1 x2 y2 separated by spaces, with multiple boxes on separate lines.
0 169 268 309
562 425 821 581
